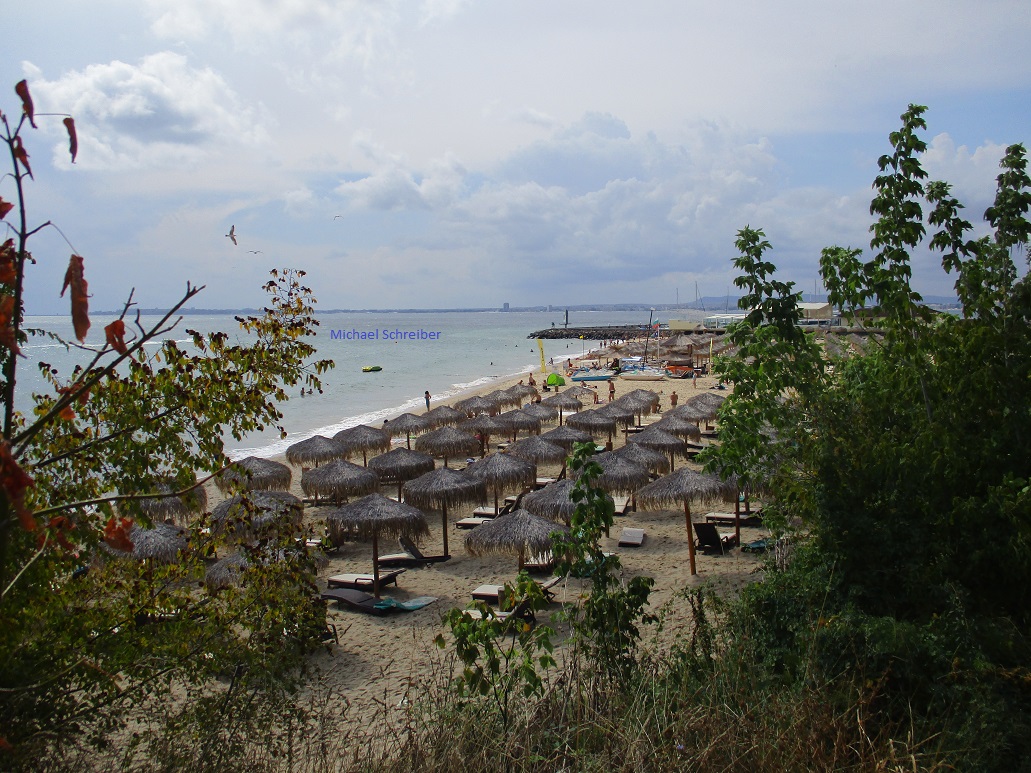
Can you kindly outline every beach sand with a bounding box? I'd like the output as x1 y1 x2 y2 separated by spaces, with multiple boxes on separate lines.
206 350 765 717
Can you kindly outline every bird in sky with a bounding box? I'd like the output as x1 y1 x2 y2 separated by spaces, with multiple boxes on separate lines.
333 215 343 219
226 225 237 245
247 250 262 254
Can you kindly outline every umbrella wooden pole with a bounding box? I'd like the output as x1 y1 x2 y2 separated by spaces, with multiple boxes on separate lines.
669 451 676 472
397 482 403 501
735 494 742 546
372 532 381 598
441 503 449 557
685 501 697 575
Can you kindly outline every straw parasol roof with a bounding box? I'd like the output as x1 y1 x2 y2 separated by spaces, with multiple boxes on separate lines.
613 394 654 423
566 409 618 440
454 395 499 416
384 412 432 449
667 403 712 423
333 425 391 465
685 391 727 412
136 480 208 525
211 490 303 541
205 551 249 590
612 442 671 474
300 459 379 503
285 435 346 467
204 544 328 591
505 435 568 465
497 409 542 440
623 388 661 406
414 426 480 466
464 509 569 571
324 494 429 596
459 414 509 456
216 456 292 493
104 521 189 564
506 383 538 401
467 452 537 514
596 403 636 427
629 427 690 470
564 385 596 401
522 479 613 525
539 425 593 450
424 405 467 427
486 389 520 409
541 393 582 425
637 467 736 575
403 467 486 556
652 414 703 440
367 447 436 499
520 402 559 423
580 452 650 495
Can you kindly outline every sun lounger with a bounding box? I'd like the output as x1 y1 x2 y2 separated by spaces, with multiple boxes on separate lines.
611 496 633 516
463 599 537 629
379 536 451 567
456 516 493 529
534 477 557 489
471 575 562 604
705 511 762 527
322 587 437 615
326 568 407 590
618 527 645 547
523 553 554 573
693 522 738 553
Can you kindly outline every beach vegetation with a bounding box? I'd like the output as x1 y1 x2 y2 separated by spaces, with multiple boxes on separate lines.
0 81 334 767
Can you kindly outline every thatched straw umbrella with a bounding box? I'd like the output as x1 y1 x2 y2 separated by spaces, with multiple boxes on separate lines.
522 479 612 525
211 490 303 542
104 521 189 564
498 409 542 441
414 426 480 467
506 383 538 402
467 452 537 515
505 435 568 466
137 481 208 525
667 402 712 423
541 393 582 425
285 435 346 467
403 467 486 557
486 389 521 410
613 394 654 425
384 412 431 449
637 467 736 575
596 403 635 428
566 409 618 443
612 442 671 474
580 452 650 495
455 395 499 416
333 425 391 466
629 427 689 470
424 405 466 428
464 509 569 571
324 494 429 596
216 456 292 493
564 385 596 401
205 551 249 591
539 425 593 451
653 414 703 441
367 448 436 500
684 392 726 426
204 544 328 590
520 403 559 424
460 414 508 457
300 459 379 504
624 388 661 406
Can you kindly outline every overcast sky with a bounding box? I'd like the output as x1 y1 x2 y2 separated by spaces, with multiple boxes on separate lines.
6 1 1030 315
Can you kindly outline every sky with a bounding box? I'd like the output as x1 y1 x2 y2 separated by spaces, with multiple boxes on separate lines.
5 1 1030 315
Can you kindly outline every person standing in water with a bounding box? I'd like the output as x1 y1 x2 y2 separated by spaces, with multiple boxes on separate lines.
424 390 431 411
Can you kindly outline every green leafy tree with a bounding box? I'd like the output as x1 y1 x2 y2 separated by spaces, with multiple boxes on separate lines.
0 81 333 765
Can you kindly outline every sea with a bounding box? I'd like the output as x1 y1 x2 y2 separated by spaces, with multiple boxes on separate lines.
17 309 686 460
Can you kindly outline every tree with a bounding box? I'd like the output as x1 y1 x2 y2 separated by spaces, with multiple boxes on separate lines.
705 106 1031 767
0 81 334 765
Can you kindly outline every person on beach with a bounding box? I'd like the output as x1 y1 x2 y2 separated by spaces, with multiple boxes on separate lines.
608 379 615 402
592 385 600 404
528 373 536 387
424 390 431 410
670 391 678 408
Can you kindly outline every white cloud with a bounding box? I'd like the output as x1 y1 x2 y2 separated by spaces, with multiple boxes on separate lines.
25 53 268 171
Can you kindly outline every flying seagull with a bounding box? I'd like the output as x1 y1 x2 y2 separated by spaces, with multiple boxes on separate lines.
226 225 237 245
247 250 262 254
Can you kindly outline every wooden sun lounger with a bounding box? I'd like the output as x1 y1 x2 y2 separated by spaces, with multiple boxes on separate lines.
611 496 632 516
456 516 493 529
322 588 437 615
326 569 407 590
472 575 562 604
379 536 451 567
693 522 738 553
618 527 645 547
535 477 557 489
705 511 762 527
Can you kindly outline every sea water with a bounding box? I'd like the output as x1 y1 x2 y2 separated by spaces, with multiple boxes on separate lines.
16 309 666 459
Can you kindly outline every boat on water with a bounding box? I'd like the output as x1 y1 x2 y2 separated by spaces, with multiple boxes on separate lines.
362 365 383 373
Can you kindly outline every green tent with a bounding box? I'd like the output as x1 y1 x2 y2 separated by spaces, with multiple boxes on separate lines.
546 373 566 386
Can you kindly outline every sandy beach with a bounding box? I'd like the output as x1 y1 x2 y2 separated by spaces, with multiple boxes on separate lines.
207 348 766 716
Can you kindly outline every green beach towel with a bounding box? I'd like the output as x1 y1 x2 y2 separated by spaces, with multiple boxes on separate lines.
373 596 438 612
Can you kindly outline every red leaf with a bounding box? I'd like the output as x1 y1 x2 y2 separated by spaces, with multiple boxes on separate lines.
12 137 32 179
48 515 76 551
58 405 76 420
60 255 90 342
0 240 15 285
14 80 36 129
0 295 20 355
0 441 34 531
57 383 91 405
103 516 134 553
0 198 12 220
63 117 78 163
104 319 128 354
